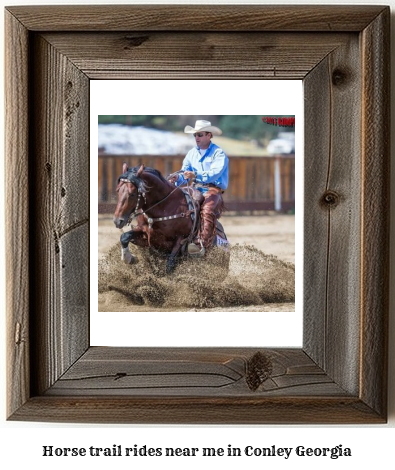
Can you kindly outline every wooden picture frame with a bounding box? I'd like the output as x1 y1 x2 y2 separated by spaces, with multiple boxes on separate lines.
5 5 389 424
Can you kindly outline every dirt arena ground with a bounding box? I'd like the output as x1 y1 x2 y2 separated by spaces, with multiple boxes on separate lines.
98 214 295 312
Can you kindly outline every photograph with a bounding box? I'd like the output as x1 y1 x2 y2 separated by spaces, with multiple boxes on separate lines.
97 115 296 313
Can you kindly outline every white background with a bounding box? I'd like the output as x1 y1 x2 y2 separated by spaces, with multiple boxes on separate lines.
1 1 394 469
90 79 304 348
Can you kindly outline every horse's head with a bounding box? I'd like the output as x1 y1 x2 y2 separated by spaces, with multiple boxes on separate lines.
113 163 145 229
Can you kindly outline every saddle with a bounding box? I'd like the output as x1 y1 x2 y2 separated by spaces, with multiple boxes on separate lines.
181 186 203 235
181 187 228 256
185 186 204 204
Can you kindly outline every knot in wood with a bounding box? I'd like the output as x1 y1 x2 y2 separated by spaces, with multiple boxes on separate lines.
321 190 340 208
332 68 348 87
123 35 150 49
246 351 273 391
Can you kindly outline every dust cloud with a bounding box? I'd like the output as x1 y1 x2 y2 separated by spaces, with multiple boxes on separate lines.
98 243 295 312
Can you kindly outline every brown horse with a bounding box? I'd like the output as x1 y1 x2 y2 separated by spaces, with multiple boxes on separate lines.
114 163 200 273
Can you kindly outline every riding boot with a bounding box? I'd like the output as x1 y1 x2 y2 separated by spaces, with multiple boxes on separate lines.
199 208 217 249
188 210 215 257
198 189 224 249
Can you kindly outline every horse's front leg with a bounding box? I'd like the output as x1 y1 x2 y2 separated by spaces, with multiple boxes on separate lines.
120 228 148 264
166 236 184 274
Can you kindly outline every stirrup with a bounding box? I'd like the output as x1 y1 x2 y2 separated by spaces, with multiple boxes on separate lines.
187 240 206 258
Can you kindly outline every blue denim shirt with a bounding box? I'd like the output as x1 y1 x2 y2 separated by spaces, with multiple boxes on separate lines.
175 142 229 192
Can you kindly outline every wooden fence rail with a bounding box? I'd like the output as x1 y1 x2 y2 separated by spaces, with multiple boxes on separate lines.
98 154 295 213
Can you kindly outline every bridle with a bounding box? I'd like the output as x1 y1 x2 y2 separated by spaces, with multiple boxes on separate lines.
119 176 194 236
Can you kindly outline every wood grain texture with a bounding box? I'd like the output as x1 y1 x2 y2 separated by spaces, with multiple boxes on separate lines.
10 349 382 424
5 10 30 418
10 396 384 425
360 9 390 418
5 5 386 32
46 347 344 397
303 57 331 364
42 32 350 80
5 5 389 424
304 35 362 395
29 34 90 395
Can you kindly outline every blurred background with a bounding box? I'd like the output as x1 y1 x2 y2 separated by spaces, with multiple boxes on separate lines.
98 115 295 214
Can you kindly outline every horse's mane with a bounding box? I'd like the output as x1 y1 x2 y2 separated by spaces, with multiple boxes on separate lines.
120 165 171 192
138 166 170 185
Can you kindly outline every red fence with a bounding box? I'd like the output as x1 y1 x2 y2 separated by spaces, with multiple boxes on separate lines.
98 154 295 213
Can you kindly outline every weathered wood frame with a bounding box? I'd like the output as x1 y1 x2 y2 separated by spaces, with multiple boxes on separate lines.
5 5 389 424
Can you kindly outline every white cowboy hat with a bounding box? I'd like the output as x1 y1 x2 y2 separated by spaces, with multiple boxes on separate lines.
184 120 222 136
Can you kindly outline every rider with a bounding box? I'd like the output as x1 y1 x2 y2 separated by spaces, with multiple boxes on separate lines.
170 120 229 255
